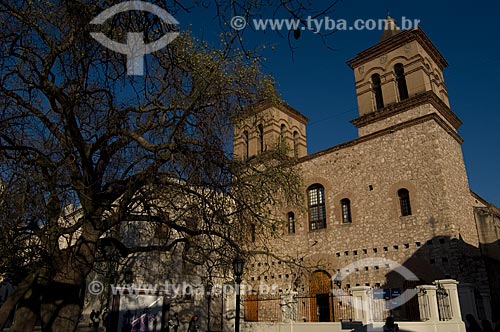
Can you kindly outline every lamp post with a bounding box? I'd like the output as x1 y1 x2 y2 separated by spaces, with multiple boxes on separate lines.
206 282 212 332
232 256 245 332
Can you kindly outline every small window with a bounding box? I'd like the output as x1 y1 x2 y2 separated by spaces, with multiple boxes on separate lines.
341 198 352 223
258 124 264 153
293 131 299 158
308 184 326 230
184 286 193 300
287 212 295 234
394 63 409 101
398 188 412 216
371 74 384 109
243 130 249 159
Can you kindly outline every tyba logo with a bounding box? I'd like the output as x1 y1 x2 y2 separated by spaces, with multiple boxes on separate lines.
90 1 179 75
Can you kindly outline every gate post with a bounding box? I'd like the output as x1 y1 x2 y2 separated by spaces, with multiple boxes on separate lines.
435 279 462 322
351 286 372 324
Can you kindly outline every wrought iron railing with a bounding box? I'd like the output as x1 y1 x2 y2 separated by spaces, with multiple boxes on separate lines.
243 288 355 322
243 285 424 323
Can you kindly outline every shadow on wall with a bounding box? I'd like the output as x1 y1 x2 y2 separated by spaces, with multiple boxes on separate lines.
383 234 500 322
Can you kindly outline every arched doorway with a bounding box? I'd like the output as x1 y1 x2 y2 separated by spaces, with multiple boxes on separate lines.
309 270 333 322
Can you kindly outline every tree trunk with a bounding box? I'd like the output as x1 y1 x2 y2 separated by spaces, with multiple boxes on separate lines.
10 284 40 332
40 284 84 332
6 275 84 332
9 227 100 332
10 306 38 332
38 231 98 332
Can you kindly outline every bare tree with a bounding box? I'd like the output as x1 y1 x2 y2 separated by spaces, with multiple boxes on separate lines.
0 1 314 331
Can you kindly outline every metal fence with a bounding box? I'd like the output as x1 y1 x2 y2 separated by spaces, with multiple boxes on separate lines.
331 292 355 322
371 298 390 322
243 286 422 323
243 289 355 322
370 287 420 322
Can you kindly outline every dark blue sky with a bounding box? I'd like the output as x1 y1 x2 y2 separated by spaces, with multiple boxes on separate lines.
178 1 500 206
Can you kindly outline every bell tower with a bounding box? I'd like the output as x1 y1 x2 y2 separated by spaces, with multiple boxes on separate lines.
233 101 308 160
347 17 461 137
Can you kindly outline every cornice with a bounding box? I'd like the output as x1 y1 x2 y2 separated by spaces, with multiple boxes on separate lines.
251 100 309 124
347 28 448 70
350 91 462 130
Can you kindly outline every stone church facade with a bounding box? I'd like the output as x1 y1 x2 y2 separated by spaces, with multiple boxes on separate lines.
234 18 500 323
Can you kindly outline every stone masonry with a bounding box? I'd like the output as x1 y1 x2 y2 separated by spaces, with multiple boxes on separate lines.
235 18 500 323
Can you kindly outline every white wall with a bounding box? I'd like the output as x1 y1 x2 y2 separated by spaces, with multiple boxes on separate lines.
242 321 466 332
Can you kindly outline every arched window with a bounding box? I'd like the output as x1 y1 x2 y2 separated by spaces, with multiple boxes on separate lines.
341 198 352 223
184 286 192 300
398 188 412 216
280 124 287 144
287 212 295 234
243 130 249 159
371 74 384 110
394 63 409 101
258 124 264 153
293 131 299 158
308 184 326 230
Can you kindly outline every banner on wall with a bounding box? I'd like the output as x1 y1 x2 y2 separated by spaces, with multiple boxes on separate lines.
117 293 164 332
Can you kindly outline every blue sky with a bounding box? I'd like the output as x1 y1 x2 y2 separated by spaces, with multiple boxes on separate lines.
177 1 500 206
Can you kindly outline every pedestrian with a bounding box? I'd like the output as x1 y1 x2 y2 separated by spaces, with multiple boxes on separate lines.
90 310 96 328
187 315 198 332
466 314 483 332
168 313 180 332
90 310 101 332
102 308 110 332
383 316 399 332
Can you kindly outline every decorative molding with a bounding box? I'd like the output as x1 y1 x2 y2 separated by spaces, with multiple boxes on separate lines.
350 91 462 130
251 100 309 124
347 28 448 70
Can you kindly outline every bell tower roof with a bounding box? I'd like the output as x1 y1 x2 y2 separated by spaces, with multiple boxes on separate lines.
380 15 402 42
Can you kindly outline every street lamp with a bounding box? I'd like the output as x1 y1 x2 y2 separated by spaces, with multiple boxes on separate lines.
232 256 245 332
206 282 213 332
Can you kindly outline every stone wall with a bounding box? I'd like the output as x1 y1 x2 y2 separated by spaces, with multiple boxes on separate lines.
245 105 486 317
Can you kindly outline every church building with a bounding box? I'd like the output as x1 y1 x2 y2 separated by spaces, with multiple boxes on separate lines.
233 17 500 323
